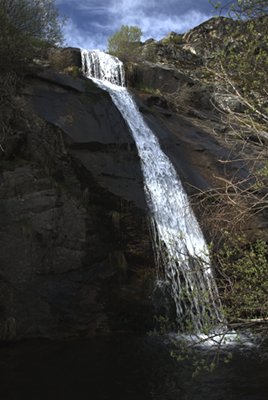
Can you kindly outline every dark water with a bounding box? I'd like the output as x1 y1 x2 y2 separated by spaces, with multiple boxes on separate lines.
0 335 267 400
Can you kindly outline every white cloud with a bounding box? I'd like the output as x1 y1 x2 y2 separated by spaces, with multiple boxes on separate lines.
115 10 211 40
63 19 106 50
56 0 214 49
63 10 211 49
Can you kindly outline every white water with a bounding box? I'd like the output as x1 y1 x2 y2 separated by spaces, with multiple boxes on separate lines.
81 49 223 333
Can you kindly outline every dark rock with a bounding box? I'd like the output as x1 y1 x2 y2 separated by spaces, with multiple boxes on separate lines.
24 70 147 209
2 132 26 160
142 94 169 109
31 69 86 92
126 61 194 93
0 69 155 341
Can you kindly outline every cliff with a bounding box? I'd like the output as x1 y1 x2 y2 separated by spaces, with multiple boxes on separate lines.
0 17 267 340
0 65 156 340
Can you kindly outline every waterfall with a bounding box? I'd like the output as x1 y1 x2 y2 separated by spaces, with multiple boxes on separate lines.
81 49 223 333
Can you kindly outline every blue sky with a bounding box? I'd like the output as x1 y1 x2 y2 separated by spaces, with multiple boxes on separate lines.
55 0 217 50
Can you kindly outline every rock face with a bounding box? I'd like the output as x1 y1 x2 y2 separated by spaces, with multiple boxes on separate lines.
140 34 201 69
1 17 268 341
0 68 155 340
126 61 194 93
183 17 236 56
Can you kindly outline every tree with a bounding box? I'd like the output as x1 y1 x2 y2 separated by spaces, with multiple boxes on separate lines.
107 25 142 61
0 0 64 72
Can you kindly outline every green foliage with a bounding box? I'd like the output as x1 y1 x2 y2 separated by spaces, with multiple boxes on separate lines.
0 0 64 73
216 234 268 320
107 25 142 61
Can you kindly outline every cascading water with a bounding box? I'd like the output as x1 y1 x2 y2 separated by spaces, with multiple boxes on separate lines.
81 49 223 333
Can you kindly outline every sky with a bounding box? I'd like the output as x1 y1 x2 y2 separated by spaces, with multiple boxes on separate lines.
55 0 217 50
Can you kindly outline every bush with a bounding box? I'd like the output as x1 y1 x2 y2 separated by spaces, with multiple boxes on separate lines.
215 234 268 320
0 0 64 73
